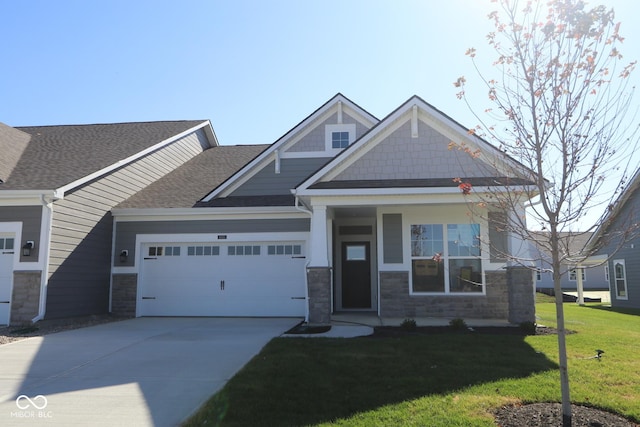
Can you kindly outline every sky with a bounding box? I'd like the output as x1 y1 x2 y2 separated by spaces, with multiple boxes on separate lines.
2 0 639 228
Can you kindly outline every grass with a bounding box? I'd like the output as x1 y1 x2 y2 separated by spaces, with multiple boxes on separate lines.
184 301 640 426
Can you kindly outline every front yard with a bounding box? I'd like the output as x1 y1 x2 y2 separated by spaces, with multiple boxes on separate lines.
185 302 640 426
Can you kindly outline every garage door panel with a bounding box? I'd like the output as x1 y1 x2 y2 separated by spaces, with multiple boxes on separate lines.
139 241 306 317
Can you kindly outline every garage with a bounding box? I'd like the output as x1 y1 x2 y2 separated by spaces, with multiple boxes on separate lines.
0 235 15 325
138 240 307 317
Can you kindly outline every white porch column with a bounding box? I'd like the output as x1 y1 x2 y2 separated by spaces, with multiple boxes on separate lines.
576 266 585 306
309 205 329 267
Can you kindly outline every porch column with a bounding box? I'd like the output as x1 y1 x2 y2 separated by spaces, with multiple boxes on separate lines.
307 205 331 324
309 205 329 267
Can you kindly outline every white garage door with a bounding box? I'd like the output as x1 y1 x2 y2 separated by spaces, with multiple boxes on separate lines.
139 241 307 317
0 235 16 325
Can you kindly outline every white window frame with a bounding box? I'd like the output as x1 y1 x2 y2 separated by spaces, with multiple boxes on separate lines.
536 268 542 281
409 222 484 295
568 267 586 282
613 259 628 300
325 124 356 154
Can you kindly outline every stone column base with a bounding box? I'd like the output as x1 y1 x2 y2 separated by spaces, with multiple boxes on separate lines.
307 267 331 325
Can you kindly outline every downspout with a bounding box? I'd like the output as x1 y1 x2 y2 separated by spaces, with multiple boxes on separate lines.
294 194 312 323
32 193 57 323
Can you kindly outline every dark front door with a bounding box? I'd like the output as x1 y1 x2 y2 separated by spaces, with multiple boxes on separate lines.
341 242 371 309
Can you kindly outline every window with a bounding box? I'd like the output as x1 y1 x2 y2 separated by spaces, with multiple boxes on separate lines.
604 265 609 281
228 245 261 256
187 245 220 256
331 131 349 149
613 260 628 299
148 246 180 256
267 244 302 256
536 269 542 281
0 238 14 251
569 268 586 281
325 123 355 152
411 223 482 293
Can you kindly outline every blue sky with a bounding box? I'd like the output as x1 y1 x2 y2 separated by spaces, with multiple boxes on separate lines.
2 0 638 146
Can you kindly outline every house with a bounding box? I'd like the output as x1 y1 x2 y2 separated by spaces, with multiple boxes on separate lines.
0 121 217 325
529 231 609 294
588 168 640 309
110 94 538 325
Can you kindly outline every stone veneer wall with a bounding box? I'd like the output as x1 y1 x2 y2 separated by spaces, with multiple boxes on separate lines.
10 271 42 325
111 274 138 317
507 267 535 323
307 267 331 325
379 271 509 319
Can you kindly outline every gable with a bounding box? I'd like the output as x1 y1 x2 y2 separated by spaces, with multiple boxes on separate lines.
296 96 535 194
333 119 499 182
201 94 378 202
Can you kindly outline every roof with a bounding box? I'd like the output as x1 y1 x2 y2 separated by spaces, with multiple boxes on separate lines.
116 144 269 209
0 123 31 183
529 231 594 261
308 177 535 190
0 120 209 191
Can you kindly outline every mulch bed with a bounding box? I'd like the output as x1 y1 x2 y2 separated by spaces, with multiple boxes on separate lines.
494 403 639 426
370 325 569 338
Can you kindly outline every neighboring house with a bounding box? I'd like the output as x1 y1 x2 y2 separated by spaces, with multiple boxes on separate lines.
529 231 609 293
588 168 640 309
110 94 538 325
0 121 217 325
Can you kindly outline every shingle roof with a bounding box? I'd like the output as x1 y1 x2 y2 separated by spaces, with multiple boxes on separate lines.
194 195 295 208
116 144 269 209
0 120 207 190
0 123 31 183
308 177 535 189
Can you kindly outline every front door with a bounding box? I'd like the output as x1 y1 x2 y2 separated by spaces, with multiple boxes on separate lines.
341 242 371 309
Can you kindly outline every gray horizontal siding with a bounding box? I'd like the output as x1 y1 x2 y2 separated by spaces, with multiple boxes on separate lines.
382 214 403 263
114 218 311 267
46 129 209 319
0 205 43 262
230 158 329 197
488 211 508 263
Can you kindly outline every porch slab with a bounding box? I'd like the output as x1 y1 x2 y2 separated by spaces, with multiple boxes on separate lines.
331 313 514 328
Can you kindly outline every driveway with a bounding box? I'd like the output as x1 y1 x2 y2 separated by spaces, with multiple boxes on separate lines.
0 317 299 426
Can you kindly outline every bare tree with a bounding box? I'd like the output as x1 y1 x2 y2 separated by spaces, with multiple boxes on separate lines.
453 1 639 425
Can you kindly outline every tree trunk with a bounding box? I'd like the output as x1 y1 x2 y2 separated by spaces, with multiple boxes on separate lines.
552 235 572 426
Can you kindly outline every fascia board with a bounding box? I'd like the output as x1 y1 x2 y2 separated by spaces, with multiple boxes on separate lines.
0 190 59 205
55 121 212 196
201 94 380 202
295 184 538 198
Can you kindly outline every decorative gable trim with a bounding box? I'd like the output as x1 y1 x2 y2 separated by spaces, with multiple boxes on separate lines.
200 93 378 202
294 96 534 195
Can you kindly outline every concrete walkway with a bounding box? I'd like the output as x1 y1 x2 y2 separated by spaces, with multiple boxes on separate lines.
0 317 299 427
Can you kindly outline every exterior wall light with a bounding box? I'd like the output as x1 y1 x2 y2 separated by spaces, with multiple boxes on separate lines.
22 241 34 257
120 250 129 263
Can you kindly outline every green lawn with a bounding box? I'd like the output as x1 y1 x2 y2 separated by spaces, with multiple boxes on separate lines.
184 302 640 426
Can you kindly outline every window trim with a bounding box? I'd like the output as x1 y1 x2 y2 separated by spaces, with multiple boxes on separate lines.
613 259 628 300
568 267 586 282
325 123 356 153
409 222 485 295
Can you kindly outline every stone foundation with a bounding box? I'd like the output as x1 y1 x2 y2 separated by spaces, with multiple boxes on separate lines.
10 271 42 325
379 270 510 320
111 274 138 317
306 267 331 325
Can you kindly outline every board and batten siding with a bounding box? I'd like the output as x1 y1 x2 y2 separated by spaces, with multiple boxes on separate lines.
0 205 43 263
230 158 330 197
114 218 311 267
382 213 403 263
45 129 210 318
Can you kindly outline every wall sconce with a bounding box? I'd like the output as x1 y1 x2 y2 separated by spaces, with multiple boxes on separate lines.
22 241 34 257
119 250 129 263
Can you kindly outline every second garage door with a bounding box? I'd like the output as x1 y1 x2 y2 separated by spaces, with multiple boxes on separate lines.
138 241 307 317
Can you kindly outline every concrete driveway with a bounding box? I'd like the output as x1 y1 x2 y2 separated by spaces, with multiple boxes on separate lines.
0 317 299 426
